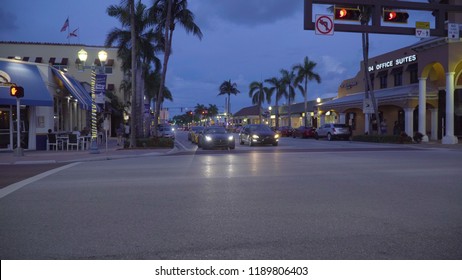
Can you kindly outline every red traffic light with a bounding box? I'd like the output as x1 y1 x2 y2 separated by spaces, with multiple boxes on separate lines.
10 86 24 98
383 10 409 23
334 7 361 21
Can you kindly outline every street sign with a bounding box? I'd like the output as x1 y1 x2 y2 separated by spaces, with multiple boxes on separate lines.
416 21 430 29
415 21 430 38
363 98 374 114
448 23 460 40
315 15 334 35
416 28 430 38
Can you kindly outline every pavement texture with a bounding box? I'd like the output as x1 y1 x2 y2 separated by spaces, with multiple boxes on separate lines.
0 137 174 165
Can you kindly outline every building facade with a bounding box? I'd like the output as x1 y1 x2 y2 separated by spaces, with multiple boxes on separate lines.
0 42 125 150
317 37 462 144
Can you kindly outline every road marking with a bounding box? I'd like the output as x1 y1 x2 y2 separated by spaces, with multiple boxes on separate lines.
0 162 81 200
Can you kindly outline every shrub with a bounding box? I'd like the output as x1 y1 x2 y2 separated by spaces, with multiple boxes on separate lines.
125 137 174 148
352 133 413 144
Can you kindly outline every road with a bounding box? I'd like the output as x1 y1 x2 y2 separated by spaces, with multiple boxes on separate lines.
1 132 461 259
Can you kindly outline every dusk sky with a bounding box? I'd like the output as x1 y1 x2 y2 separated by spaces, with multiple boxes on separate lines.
1 0 433 116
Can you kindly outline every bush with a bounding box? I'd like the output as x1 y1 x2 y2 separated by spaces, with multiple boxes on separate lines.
125 137 174 148
352 133 413 144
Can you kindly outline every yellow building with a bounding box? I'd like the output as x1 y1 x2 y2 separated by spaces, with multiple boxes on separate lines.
0 42 124 150
317 37 462 144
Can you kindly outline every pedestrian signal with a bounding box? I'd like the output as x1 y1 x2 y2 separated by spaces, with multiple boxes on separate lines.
10 86 24 98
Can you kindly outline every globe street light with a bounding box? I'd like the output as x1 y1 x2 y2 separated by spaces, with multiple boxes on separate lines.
77 48 108 154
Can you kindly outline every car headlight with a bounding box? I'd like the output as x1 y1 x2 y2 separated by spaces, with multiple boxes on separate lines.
205 136 212 141
252 134 259 139
274 134 279 139
228 135 234 141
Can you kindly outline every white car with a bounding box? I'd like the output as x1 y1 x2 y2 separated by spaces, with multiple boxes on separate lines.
315 123 351 141
157 126 175 139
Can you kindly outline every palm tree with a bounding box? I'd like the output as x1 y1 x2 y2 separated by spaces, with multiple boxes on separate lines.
150 0 203 136
293 56 321 126
106 0 162 145
265 77 284 130
249 81 271 124
207 104 219 119
218 79 240 125
280 69 303 128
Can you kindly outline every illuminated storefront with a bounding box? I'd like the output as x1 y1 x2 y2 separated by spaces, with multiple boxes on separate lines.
317 37 462 144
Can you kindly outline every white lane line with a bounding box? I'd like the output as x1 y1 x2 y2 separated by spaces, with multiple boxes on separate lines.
0 162 81 200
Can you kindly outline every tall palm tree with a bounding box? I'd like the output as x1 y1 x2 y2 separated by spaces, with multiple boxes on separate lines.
249 81 271 124
218 79 240 125
265 76 284 130
280 69 303 128
293 56 321 126
106 0 162 144
150 0 203 136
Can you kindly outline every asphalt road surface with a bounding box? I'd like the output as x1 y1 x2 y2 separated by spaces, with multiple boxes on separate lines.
1 136 461 259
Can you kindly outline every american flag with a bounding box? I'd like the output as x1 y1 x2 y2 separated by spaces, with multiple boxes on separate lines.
60 18 69 32
68 28 78 38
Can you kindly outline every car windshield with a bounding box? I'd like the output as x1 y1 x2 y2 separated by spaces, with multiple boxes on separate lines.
205 127 226 134
249 125 272 132
333 124 349 128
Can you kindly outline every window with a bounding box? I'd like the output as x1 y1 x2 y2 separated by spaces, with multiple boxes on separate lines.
379 75 388 89
394 71 403 86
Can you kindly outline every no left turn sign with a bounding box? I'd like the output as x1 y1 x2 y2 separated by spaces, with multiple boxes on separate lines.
315 15 334 35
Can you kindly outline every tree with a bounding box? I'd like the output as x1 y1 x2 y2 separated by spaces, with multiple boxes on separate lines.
293 56 321 126
218 79 240 126
280 69 303 128
150 0 203 136
106 0 163 145
265 77 284 129
249 81 271 124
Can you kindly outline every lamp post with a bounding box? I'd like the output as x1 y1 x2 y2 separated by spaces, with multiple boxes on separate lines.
77 49 108 154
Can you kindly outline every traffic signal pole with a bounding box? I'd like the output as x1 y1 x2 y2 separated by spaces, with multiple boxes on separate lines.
14 97 23 156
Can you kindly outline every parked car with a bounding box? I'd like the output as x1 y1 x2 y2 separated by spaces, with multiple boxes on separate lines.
157 126 175 139
315 123 352 141
279 126 294 137
239 124 279 146
292 126 316 138
197 126 235 150
188 126 204 143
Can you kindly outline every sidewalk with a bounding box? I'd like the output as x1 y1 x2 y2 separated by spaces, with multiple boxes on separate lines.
0 138 174 165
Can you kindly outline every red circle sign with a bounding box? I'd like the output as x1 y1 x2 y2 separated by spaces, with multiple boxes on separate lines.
315 15 334 35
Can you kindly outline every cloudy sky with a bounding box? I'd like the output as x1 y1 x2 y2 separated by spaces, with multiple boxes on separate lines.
1 0 431 116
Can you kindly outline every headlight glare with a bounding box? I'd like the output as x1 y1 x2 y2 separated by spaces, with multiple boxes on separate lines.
252 134 259 139
205 135 212 141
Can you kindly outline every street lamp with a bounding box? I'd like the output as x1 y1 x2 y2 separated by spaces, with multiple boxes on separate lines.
77 48 108 154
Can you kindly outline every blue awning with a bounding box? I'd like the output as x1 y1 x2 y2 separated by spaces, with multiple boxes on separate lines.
51 67 92 110
0 59 53 106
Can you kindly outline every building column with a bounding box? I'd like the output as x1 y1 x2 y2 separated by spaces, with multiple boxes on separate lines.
443 72 458 144
339 113 346 124
430 108 438 141
404 107 414 138
418 77 429 142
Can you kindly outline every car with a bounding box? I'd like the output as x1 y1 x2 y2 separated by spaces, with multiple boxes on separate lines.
315 123 352 141
279 126 294 137
188 126 204 143
197 126 235 150
239 124 279 146
292 126 316 138
157 126 175 139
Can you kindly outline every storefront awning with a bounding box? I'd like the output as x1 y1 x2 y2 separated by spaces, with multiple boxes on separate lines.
51 67 92 110
0 59 53 106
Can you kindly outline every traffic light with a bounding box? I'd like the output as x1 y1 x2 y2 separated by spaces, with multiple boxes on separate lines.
10 86 24 98
383 10 409 23
334 7 361 21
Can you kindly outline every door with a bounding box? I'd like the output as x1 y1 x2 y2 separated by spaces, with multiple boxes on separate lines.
0 107 12 150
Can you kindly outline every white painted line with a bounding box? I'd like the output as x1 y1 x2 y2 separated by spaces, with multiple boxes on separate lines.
0 162 81 200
